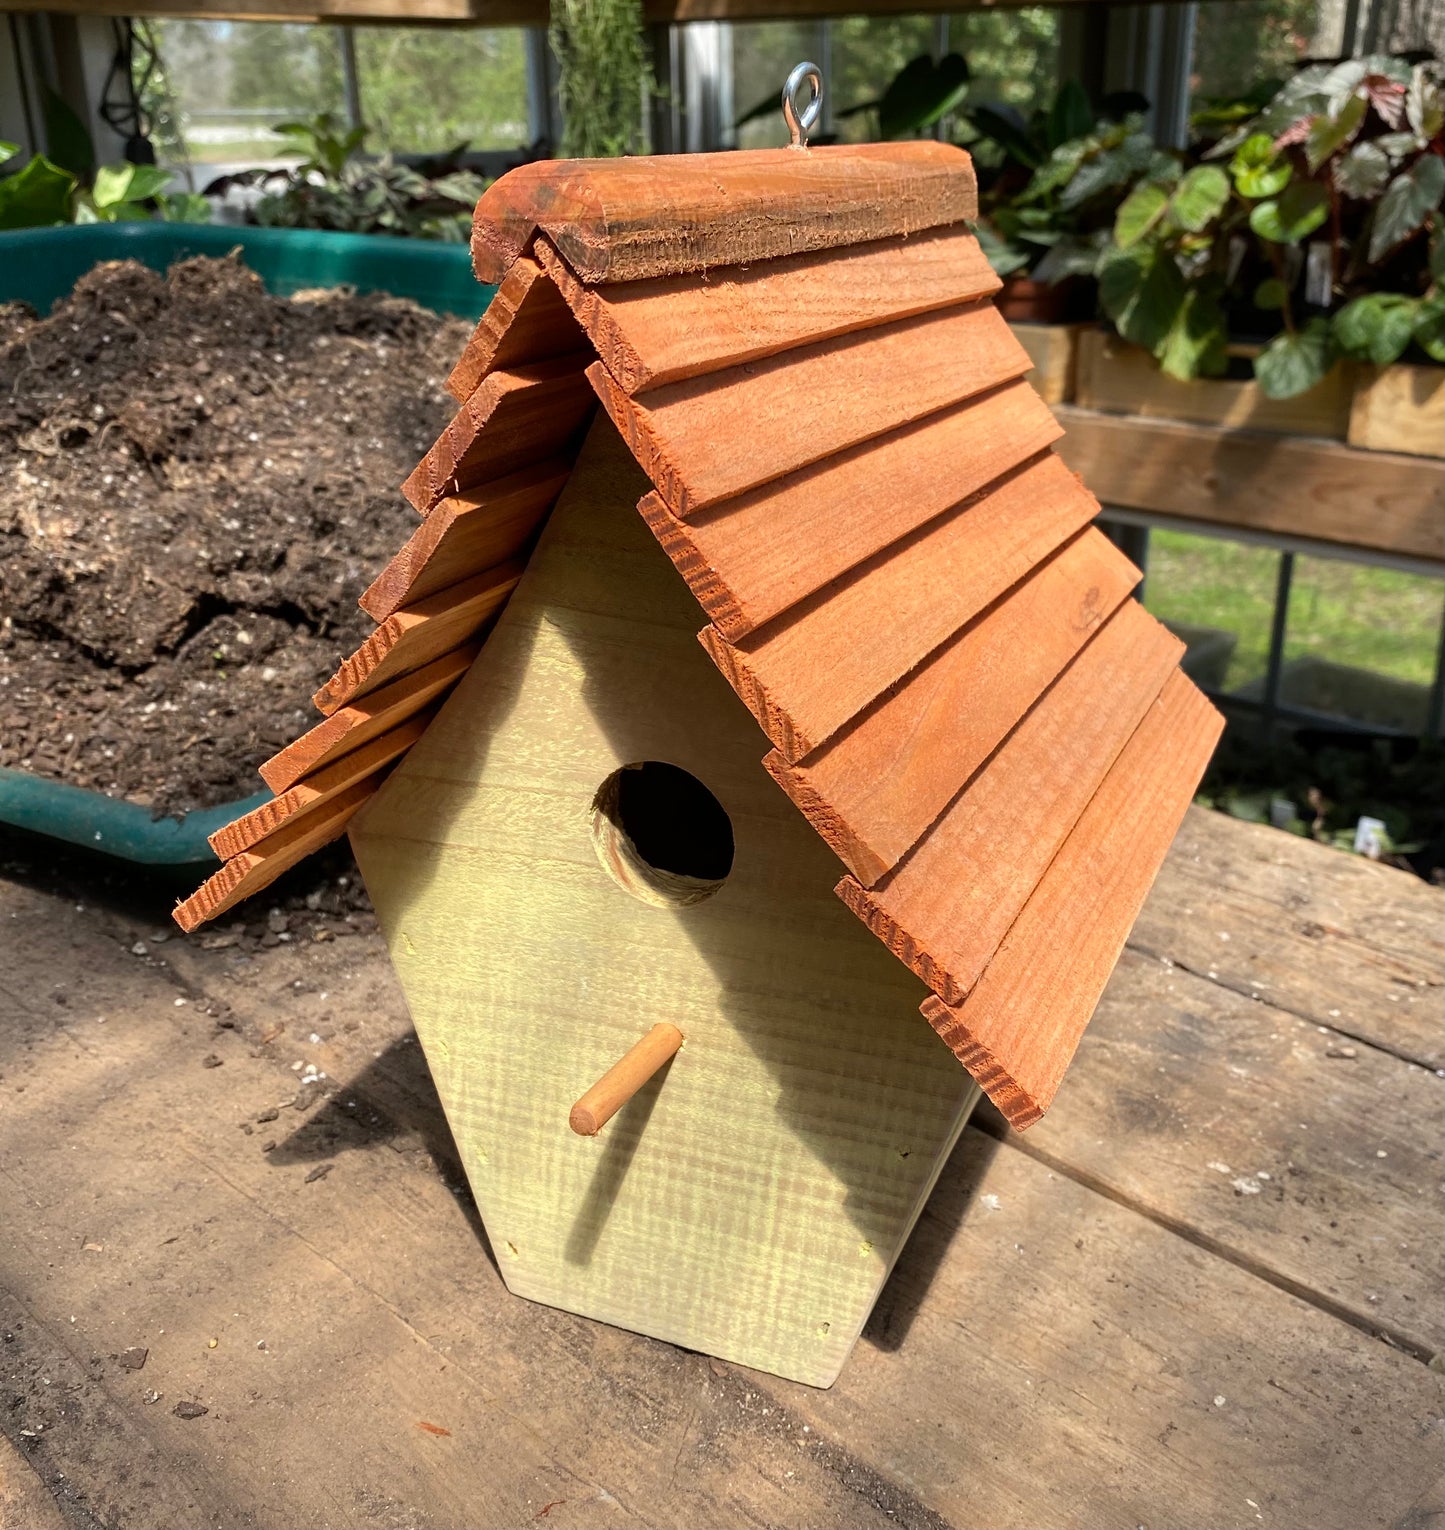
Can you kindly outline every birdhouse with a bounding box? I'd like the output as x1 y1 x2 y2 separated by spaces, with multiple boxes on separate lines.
178 131 1222 1388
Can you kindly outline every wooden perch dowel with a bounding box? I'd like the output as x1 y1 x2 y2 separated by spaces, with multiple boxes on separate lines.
569 1023 684 1136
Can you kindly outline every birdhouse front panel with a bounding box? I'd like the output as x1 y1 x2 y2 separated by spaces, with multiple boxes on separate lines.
177 140 1223 1387
349 419 978 1387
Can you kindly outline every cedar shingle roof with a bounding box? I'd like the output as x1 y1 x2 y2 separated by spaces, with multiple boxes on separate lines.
176 143 1223 1128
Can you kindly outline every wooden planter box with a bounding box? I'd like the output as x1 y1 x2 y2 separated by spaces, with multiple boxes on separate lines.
1348 364 1445 459
1075 329 1353 440
1010 322 1082 406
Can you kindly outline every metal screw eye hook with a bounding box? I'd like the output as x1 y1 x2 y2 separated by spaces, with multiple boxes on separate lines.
782 62 824 150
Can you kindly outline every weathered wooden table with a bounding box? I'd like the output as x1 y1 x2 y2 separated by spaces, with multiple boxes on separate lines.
1 806 1441 1530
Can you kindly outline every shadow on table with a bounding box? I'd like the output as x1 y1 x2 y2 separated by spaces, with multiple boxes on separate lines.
864 1108 1007 1353
265 1030 499 1277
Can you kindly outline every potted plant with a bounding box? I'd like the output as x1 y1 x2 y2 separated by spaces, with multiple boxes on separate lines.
966 81 1152 323
1082 56 1443 441
206 113 488 242
961 85 1154 399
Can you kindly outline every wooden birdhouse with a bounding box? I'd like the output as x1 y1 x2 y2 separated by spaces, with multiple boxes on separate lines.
177 130 1222 1388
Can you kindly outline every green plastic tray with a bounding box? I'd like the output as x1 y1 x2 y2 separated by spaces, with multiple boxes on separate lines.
0 221 491 318
0 221 494 866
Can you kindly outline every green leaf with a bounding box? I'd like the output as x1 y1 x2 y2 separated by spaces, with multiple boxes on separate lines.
1113 181 1170 248
877 53 969 139
159 191 212 224
1098 244 1187 354
1031 232 1106 283
0 153 75 229
1048 80 1093 149
1254 317 1335 398
965 104 1042 169
0 141 18 165
1231 133 1291 198
91 163 134 209
1334 141 1391 199
1368 154 1445 262
1158 283 1229 379
1169 164 1230 231
1254 277 1288 309
41 85 94 178
1305 93 1366 171
1331 292 1421 364
1249 180 1329 243
1060 131 1160 210
93 161 172 211
1413 296 1444 362
1373 130 1422 163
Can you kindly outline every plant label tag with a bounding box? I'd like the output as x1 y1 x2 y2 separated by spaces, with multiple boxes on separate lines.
1353 815 1388 858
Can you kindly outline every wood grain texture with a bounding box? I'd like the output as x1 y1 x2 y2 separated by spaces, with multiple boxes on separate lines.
1132 805 1445 1069
360 459 570 621
766 530 1140 885
173 780 373 932
16 810 1443 1530
313 563 521 716
920 670 1222 1127
699 454 1106 761
636 381 1064 639
1055 406 1445 563
535 225 1000 395
590 300 1034 514
785 1123 1443 1530
1021 932 1444 1357
349 418 980 1386
1074 329 1353 438
470 143 978 284
208 713 431 860
444 256 583 403
402 358 596 515
838 599 1184 1007
1347 363 1445 458
258 645 478 795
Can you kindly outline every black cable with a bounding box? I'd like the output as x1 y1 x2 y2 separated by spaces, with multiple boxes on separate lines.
99 17 155 163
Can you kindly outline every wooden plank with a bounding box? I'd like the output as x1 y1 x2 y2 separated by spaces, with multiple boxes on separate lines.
1075 329 1353 438
1348 363 1445 458
172 779 373 932
1056 406 1445 564
402 358 595 515
258 644 477 795
636 381 1064 639
535 225 1000 395
313 563 521 717
1011 320 1081 404
0 899 930 1530
1011 938 1445 1357
590 299 1034 515
1131 806 1445 1069
444 256 583 403
921 671 1222 1127
471 143 978 285
766 530 1140 884
350 417 980 1387
838 600 1184 1007
208 713 431 860
699 456 1108 762
781 1130 1445 1530
360 458 569 622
